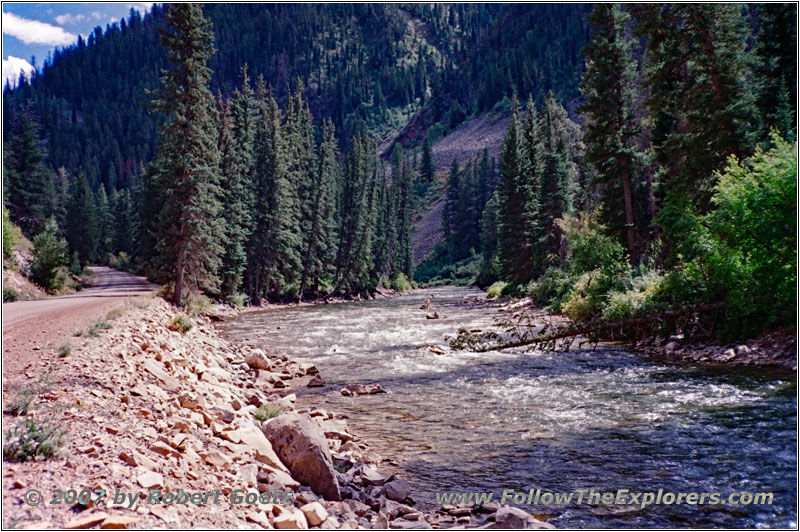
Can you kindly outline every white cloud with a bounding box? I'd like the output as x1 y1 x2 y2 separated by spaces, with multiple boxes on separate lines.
54 13 85 25
3 11 76 46
91 11 103 21
2 56 35 88
127 3 156 14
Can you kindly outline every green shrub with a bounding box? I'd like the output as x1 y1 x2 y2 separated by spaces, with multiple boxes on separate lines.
486 281 507 298
253 403 282 422
391 272 412 292
225 293 247 307
3 417 65 462
3 288 19 302
29 218 68 294
2 206 20 260
527 267 575 309
184 293 212 315
169 314 193 334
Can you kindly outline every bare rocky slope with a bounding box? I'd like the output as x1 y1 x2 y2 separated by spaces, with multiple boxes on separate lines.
2 294 554 530
411 113 510 265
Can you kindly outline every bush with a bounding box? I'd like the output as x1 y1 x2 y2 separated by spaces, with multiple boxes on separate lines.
3 418 65 462
30 218 68 293
528 267 575 309
486 281 507 298
3 288 19 302
57 343 71 358
280 283 299 301
253 403 282 422
225 293 247 307
2 206 20 260
110 251 133 272
391 273 412 292
169 314 193 334
184 293 212 315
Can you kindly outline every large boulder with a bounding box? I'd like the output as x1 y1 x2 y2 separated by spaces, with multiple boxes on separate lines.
262 413 341 501
340 383 386 396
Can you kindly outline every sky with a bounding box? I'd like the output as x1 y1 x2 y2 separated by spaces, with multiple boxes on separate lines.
2 2 156 86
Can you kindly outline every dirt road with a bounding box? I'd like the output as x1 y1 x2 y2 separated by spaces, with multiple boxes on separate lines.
2 267 157 377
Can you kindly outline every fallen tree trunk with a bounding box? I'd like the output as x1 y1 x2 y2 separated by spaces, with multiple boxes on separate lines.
449 302 726 353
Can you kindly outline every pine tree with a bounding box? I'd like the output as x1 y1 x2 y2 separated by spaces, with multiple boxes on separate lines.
5 104 52 235
298 119 339 300
754 3 797 142
394 155 414 278
537 93 574 264
581 4 643 260
219 65 255 298
94 185 114 263
420 131 436 183
496 97 530 284
637 4 756 211
65 173 98 265
146 4 224 305
443 158 460 243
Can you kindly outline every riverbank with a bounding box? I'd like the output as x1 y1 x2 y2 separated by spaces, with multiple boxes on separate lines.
2 293 553 529
486 296 796 373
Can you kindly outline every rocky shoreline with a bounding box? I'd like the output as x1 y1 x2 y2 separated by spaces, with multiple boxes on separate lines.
2 294 553 529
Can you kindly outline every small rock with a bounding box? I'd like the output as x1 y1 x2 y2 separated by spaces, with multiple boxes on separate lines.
384 479 411 502
300 502 329 526
137 471 163 490
664 341 680 355
307 375 325 387
340 383 386 396
490 507 554 529
100 515 139 529
65 512 110 529
273 509 309 529
245 350 271 370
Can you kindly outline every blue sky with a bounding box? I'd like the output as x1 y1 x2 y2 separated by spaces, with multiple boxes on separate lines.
2 3 155 84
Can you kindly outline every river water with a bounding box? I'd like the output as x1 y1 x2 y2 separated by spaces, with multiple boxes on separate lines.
220 286 797 528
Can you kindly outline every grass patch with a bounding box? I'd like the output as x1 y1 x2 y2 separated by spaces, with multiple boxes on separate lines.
3 375 54 416
168 314 193 335
56 342 71 358
3 417 65 462
129 296 153 309
105 308 125 320
184 293 212 316
84 320 112 338
252 404 282 422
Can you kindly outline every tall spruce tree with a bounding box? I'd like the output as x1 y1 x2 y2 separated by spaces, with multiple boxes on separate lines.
496 97 531 284
219 65 256 298
420 132 436 183
146 4 224 305
581 4 643 260
5 104 52 235
65 173 98 265
394 155 414 278
637 4 756 213
298 119 339 300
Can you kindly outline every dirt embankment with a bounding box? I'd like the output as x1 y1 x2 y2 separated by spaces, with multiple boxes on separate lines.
3 294 553 530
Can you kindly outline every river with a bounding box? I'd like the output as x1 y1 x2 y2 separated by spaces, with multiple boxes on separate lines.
219 286 797 528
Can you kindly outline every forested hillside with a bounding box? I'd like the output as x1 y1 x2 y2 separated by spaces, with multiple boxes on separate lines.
2 2 796 342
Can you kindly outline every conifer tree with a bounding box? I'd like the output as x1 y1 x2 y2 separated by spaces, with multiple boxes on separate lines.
94 185 114 262
298 119 339 300
581 4 643 260
420 131 436 183
443 158 460 243
393 155 414 278
496 97 530 284
5 104 52 235
146 4 224 305
65 173 98 265
637 4 756 211
219 65 256 298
